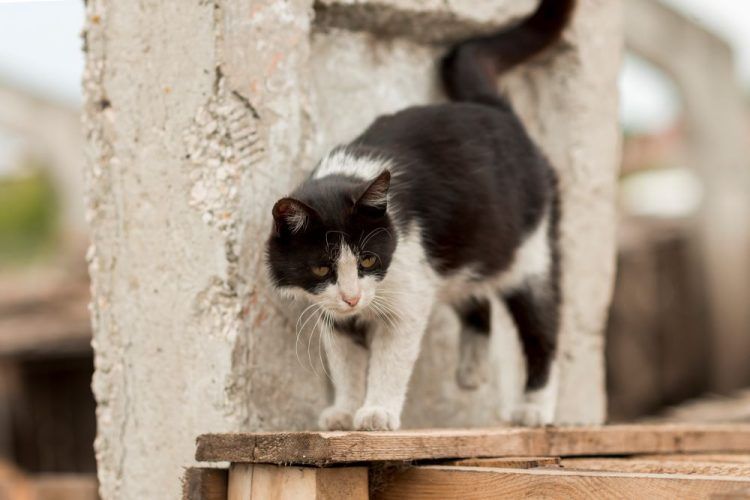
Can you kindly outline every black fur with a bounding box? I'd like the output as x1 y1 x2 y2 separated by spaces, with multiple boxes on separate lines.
267 174 396 294
456 298 491 335
351 103 554 276
441 0 576 104
267 0 575 393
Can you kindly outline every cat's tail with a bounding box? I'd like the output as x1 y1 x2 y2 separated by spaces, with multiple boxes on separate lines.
441 0 576 104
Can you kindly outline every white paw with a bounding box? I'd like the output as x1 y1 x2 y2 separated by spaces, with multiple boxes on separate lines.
497 406 517 424
318 406 353 430
353 405 400 431
511 404 554 427
456 360 487 390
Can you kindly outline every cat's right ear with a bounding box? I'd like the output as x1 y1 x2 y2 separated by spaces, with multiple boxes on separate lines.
272 198 317 237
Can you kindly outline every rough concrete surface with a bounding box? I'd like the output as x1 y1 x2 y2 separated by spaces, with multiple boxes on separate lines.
83 0 621 498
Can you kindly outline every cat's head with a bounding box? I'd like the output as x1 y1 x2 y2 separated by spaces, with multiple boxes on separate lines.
266 170 396 317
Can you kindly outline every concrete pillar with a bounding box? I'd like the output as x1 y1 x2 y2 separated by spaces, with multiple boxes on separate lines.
83 0 621 497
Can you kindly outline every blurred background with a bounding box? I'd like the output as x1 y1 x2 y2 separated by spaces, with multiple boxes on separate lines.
0 0 749 497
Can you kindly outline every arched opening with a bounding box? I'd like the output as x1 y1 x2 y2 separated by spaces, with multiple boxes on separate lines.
607 52 713 421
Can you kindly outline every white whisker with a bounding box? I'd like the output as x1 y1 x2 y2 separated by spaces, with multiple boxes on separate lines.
295 302 322 371
308 308 326 377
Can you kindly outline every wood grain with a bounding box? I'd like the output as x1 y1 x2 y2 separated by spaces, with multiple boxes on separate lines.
195 424 750 465
227 464 367 500
449 457 560 469
712 486 750 499
182 467 228 500
561 458 750 477
636 454 750 463
228 464 253 500
375 466 750 500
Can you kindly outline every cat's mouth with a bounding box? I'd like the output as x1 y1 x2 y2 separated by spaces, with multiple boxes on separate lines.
327 299 371 317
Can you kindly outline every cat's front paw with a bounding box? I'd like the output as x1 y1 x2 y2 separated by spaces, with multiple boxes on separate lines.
353 406 400 431
318 406 354 430
456 359 487 390
510 404 554 427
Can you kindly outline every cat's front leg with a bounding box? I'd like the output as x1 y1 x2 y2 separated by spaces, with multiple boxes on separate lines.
354 298 432 431
319 328 368 430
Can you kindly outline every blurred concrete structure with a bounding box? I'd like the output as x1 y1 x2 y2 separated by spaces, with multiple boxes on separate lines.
625 0 750 392
83 1 621 498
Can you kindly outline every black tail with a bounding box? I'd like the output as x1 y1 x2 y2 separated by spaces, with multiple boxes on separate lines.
441 0 576 104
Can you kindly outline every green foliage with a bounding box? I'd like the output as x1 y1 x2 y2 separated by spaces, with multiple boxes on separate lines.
0 165 59 264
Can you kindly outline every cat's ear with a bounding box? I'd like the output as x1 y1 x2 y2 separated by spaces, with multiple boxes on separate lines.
272 197 318 236
355 170 391 214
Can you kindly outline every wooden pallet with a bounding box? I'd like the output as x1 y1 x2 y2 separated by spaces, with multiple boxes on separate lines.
185 424 750 499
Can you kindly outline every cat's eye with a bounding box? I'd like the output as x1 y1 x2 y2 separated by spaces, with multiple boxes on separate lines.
360 256 377 269
312 265 330 277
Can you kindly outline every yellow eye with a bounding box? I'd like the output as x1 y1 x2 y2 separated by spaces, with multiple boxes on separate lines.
360 256 377 269
312 265 330 277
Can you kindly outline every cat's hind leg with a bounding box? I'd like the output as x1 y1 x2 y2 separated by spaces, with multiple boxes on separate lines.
503 278 560 426
488 295 527 422
455 297 491 390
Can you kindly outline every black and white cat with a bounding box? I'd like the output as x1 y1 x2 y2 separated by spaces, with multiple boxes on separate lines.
266 0 575 431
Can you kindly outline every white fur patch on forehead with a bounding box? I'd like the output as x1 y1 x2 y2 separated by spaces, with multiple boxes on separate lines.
314 147 393 181
336 244 360 295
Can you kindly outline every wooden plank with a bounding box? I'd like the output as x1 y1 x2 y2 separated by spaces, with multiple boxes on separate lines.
30 474 99 500
562 458 750 477
228 464 367 499
374 466 750 500
449 457 560 469
182 467 228 500
636 454 750 464
712 487 750 499
315 468 368 500
195 424 750 465
0 459 33 500
228 464 253 500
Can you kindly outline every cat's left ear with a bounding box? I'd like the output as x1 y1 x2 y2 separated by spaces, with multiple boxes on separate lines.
355 170 391 214
272 197 318 236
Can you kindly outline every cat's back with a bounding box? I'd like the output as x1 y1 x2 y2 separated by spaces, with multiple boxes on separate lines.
351 101 556 275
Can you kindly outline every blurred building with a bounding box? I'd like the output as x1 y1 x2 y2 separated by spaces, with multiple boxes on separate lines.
0 81 96 499
607 0 750 420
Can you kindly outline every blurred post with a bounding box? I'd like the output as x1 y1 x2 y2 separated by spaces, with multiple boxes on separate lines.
83 0 621 498
625 0 750 392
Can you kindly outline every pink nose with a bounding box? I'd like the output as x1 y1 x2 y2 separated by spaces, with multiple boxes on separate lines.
342 294 360 307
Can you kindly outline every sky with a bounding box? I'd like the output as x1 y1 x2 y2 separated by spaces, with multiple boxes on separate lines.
0 0 84 105
621 0 750 133
0 0 749 129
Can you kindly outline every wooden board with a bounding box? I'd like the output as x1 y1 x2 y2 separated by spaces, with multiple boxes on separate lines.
450 457 560 469
374 465 750 500
561 458 750 477
636 453 750 463
182 467 228 500
195 424 750 465
228 464 367 500
30 474 99 500
712 487 750 499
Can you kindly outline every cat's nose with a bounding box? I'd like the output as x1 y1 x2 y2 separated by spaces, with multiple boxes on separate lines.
342 294 360 307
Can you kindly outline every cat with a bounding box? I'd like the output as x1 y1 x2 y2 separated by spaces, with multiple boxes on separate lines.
266 0 575 431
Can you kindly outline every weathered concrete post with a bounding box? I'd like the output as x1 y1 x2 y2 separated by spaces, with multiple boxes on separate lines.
83 0 620 497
